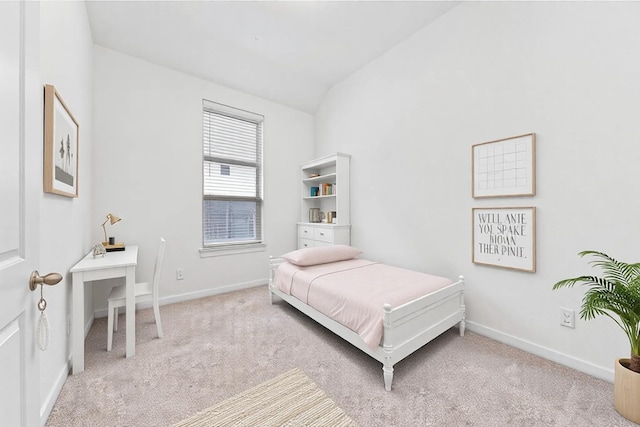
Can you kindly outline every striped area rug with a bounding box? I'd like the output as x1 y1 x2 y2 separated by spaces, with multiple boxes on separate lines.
172 368 359 427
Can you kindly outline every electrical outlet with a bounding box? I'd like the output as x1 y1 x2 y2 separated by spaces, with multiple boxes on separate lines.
560 307 575 328
176 268 184 280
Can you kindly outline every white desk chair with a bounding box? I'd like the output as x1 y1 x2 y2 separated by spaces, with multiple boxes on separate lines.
107 237 165 351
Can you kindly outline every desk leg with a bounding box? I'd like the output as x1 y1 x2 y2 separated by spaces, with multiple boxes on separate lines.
125 266 136 358
71 272 84 374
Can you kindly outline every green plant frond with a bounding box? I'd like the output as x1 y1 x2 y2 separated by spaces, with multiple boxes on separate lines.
634 299 640 316
581 288 640 324
597 261 640 285
553 276 600 290
578 250 618 267
581 305 625 329
579 251 640 285
581 297 624 322
583 286 640 313
611 284 640 317
581 295 640 343
553 275 616 293
555 251 640 356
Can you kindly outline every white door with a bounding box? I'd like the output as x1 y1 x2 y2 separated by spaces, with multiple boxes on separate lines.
0 1 43 426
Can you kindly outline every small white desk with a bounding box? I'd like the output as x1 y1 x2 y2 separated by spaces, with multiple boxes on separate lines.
70 245 138 374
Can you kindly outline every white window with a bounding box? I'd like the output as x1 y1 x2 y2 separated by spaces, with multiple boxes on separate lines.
202 100 263 248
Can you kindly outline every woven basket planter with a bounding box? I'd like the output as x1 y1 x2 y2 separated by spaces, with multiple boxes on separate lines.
614 358 640 424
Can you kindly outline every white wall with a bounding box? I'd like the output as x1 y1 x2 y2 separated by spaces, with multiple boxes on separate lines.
39 1 94 423
316 1 640 382
92 46 314 311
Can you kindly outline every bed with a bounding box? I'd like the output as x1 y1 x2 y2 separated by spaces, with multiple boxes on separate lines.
268 245 465 391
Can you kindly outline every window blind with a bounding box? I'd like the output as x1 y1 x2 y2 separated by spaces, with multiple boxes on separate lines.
202 100 263 246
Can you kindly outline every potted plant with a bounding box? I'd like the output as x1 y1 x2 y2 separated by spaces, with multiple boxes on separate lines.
553 250 640 423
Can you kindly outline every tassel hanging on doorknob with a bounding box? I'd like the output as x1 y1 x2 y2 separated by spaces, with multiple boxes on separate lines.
29 270 62 351
36 284 50 351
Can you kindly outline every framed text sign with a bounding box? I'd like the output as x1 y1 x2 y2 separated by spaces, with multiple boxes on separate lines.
472 207 536 272
472 133 535 198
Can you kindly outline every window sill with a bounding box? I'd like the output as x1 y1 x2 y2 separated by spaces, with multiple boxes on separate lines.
199 242 266 258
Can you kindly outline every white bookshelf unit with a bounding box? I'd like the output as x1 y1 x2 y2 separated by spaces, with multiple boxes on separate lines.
298 153 351 249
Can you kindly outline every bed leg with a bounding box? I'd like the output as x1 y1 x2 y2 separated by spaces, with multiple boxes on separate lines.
268 255 275 305
459 275 466 337
383 365 393 391
458 303 466 337
268 286 274 305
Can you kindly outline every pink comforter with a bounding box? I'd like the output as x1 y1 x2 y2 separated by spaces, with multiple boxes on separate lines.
274 259 453 350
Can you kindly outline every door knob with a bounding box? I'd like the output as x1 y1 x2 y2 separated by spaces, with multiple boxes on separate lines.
29 271 63 291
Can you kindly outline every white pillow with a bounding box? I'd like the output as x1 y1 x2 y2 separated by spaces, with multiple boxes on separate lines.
281 245 362 267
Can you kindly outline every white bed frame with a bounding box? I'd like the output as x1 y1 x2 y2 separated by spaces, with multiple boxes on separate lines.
268 257 465 391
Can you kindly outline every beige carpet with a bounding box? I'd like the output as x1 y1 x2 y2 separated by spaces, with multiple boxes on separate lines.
171 368 358 427
46 285 638 427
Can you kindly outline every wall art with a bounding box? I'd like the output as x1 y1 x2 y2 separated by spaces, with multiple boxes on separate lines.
44 84 79 198
472 133 535 198
472 206 536 272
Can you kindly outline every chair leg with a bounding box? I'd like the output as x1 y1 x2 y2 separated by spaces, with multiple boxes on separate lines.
153 302 163 338
114 307 118 332
107 303 114 351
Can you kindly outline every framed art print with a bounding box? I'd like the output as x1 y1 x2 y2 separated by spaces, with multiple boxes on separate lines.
472 206 536 272
44 84 79 198
472 133 535 198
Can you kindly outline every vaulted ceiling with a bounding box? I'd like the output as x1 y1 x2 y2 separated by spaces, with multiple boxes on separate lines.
86 1 458 113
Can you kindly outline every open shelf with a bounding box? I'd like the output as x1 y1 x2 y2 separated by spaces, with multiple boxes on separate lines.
302 172 337 184
298 153 351 249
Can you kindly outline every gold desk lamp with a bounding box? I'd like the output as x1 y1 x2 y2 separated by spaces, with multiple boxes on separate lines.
101 213 125 251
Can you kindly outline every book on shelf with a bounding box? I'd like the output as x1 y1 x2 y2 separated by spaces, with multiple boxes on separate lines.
310 183 337 197
321 183 333 196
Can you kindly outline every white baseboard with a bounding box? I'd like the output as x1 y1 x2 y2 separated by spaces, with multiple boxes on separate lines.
160 279 267 307
466 321 614 383
92 279 267 319
40 357 71 427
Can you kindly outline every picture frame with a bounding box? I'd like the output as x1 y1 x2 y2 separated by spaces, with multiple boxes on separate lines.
472 133 535 198
472 206 536 272
44 84 79 198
